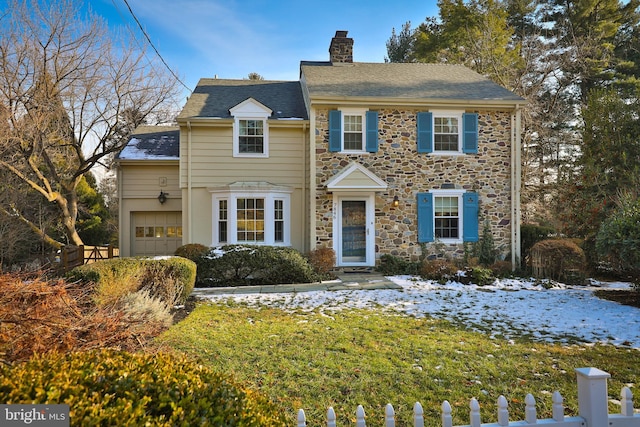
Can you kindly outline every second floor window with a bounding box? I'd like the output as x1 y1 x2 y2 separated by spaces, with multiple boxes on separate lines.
239 119 264 154
434 116 460 152
343 114 364 150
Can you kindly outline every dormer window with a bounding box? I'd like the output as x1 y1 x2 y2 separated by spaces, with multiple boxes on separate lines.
230 98 271 158
239 119 264 154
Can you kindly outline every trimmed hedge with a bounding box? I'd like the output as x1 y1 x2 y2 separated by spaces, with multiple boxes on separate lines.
195 245 319 287
66 257 196 306
0 350 286 426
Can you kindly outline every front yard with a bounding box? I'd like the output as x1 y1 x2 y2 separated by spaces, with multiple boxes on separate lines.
159 277 640 426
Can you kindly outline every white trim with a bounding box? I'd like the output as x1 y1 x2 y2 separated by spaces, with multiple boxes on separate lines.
325 161 388 191
333 193 376 267
230 98 272 158
339 107 367 152
430 189 465 244
210 184 292 246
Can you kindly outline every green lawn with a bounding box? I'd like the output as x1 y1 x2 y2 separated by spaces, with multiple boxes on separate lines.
158 301 638 427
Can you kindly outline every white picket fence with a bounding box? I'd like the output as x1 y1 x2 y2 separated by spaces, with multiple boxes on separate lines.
296 367 639 427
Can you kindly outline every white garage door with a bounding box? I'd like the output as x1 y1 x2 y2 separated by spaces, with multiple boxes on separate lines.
132 212 182 256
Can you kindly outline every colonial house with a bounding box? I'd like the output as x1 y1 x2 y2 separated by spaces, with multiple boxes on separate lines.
116 31 525 268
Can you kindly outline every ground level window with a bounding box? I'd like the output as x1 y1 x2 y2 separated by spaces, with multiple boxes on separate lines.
274 199 284 242
236 198 265 242
434 196 459 239
218 199 228 243
211 185 291 246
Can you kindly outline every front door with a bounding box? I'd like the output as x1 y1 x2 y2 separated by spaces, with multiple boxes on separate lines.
335 195 375 266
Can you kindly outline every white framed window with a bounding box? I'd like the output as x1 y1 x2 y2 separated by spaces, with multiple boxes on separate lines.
342 111 365 151
233 117 269 157
433 111 463 153
431 189 465 243
230 98 272 158
211 185 291 246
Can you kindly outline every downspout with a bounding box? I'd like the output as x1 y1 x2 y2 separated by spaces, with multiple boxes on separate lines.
514 108 522 265
511 108 522 269
187 120 193 243
302 122 308 251
116 165 124 255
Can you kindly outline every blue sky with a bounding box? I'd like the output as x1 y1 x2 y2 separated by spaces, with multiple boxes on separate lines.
90 0 438 94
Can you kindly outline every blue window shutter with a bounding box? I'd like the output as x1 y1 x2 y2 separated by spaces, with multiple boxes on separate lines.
417 192 434 243
329 110 341 152
462 113 478 154
365 111 378 152
417 112 433 153
463 192 479 242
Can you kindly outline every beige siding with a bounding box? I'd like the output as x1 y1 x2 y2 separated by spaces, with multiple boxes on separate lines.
120 163 180 199
118 163 182 257
179 121 309 253
181 124 305 188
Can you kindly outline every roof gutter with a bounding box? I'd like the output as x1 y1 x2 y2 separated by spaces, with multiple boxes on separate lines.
308 96 526 110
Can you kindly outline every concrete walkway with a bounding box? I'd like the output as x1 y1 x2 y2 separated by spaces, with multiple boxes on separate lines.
190 271 401 296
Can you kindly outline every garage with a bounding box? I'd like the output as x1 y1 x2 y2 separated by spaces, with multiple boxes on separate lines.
132 212 183 256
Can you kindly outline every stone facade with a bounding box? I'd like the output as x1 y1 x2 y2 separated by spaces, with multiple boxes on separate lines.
329 31 353 63
314 108 514 262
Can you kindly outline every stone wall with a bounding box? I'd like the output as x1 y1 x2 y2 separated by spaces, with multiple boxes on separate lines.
314 108 514 262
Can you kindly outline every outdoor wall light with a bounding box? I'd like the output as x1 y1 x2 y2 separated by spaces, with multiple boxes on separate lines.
391 195 399 208
158 190 168 204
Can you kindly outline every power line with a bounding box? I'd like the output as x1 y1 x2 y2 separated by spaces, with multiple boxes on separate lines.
121 0 191 93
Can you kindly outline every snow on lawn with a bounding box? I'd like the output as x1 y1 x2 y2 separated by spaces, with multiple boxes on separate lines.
197 277 640 349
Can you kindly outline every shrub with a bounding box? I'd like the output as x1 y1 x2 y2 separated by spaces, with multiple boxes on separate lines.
0 274 171 363
306 247 336 279
461 266 495 286
198 245 319 287
595 192 640 287
521 223 555 269
66 257 196 306
419 259 458 284
489 260 513 278
175 243 209 261
477 221 498 266
121 290 173 328
376 254 419 275
0 350 286 426
529 239 587 285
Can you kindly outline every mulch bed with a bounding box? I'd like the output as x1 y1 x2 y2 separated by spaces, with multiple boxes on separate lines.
171 296 198 324
593 289 640 308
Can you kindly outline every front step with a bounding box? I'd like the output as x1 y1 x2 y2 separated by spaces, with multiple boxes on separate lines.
336 267 375 274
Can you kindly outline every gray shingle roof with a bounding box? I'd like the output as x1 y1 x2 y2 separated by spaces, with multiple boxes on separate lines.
178 79 308 120
300 62 524 102
116 126 179 160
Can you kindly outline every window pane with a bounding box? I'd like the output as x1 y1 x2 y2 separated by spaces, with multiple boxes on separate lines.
236 197 265 242
155 227 165 238
343 115 363 150
435 196 459 238
167 226 176 238
145 227 154 238
274 199 284 242
135 227 144 238
434 117 459 151
239 119 264 153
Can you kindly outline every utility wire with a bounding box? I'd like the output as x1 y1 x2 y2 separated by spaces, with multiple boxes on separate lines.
121 0 191 93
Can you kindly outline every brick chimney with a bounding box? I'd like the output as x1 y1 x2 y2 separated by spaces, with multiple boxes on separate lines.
329 30 353 63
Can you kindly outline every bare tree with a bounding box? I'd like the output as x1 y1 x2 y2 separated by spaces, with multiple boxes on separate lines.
0 0 181 248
